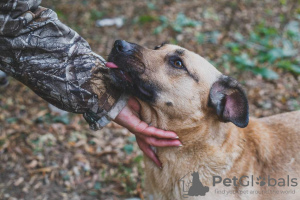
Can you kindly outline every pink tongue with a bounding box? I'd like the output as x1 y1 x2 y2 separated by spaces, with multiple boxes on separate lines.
105 62 119 69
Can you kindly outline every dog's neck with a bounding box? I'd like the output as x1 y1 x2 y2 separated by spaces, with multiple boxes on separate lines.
137 100 264 185
138 100 276 187
138 100 239 145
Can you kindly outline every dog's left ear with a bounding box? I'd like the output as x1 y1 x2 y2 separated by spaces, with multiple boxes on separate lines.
209 75 249 128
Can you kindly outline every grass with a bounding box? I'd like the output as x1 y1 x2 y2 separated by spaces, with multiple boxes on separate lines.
214 21 300 79
154 13 201 34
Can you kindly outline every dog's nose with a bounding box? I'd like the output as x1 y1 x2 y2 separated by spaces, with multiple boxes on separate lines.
114 40 133 53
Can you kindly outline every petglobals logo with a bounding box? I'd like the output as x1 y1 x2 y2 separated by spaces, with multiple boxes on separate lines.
179 172 298 198
213 175 298 187
179 171 210 198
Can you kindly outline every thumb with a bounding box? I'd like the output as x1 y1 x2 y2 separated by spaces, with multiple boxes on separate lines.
127 97 141 113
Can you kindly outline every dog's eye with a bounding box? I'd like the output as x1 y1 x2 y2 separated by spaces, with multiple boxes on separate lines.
174 60 183 68
169 56 186 70
171 59 186 69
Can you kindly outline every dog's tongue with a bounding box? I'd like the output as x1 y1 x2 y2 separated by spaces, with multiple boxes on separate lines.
105 62 119 69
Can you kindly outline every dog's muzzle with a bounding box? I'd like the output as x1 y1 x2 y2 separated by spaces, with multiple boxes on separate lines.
114 40 134 53
107 40 157 102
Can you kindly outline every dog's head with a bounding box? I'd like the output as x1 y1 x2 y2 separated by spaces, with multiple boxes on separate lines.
107 40 249 128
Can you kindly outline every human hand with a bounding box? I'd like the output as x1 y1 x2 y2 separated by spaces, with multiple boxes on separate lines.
114 97 181 168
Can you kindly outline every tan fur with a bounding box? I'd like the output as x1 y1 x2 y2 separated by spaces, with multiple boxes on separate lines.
126 44 300 199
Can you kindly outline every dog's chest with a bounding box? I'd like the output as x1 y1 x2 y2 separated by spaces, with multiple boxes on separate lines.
144 148 231 199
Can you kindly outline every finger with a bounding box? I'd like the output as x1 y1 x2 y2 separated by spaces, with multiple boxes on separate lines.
136 137 162 168
139 136 182 147
127 97 141 112
123 112 177 138
116 106 178 139
136 125 179 139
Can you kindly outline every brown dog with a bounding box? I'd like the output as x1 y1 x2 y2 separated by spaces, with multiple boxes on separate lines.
106 40 300 200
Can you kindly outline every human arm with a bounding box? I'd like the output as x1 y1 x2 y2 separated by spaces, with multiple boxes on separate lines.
0 0 181 167
0 0 124 130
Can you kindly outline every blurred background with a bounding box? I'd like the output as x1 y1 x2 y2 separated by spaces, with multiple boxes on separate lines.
0 0 299 199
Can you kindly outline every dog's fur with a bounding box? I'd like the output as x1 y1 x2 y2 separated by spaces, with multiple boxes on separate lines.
107 41 300 200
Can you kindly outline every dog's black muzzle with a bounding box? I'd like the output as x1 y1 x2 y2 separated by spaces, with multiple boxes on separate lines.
107 40 157 103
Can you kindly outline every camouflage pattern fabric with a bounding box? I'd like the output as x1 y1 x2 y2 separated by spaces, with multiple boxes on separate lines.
0 0 127 130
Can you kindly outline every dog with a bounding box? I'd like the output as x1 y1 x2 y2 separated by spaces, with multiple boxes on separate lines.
106 40 300 200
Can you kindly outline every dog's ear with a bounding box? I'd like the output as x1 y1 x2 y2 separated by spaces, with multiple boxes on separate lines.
209 75 249 128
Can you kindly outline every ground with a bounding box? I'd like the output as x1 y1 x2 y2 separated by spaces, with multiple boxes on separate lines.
0 0 299 199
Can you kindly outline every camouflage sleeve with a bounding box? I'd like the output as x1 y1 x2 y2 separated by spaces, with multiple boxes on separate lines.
0 0 128 130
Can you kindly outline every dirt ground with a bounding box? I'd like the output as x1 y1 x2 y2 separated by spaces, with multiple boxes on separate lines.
0 0 299 199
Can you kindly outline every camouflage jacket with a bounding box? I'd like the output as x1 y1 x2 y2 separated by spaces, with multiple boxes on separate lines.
0 0 128 130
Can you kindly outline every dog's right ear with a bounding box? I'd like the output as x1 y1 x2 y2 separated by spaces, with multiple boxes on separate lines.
209 75 249 128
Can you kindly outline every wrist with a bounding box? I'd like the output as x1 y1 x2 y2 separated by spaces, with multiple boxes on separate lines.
107 93 129 120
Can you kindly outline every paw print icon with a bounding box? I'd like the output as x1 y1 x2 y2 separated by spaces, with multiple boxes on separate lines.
256 176 266 186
